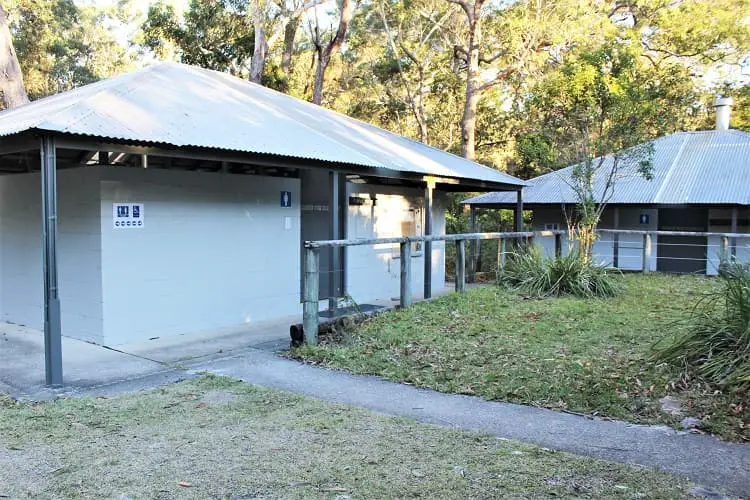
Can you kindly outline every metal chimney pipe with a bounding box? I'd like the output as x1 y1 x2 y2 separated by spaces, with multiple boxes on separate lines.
713 96 734 131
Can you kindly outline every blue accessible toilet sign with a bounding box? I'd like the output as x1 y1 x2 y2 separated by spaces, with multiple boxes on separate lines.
280 191 292 208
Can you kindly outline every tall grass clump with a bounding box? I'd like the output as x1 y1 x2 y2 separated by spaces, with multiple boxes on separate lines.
499 245 623 298
655 261 750 390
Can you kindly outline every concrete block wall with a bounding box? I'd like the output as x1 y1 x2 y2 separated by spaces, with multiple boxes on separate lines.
532 206 658 271
707 207 750 276
345 183 446 303
0 168 103 342
99 167 301 345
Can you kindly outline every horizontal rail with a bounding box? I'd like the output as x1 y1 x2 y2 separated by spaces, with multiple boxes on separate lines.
300 227 750 345
305 230 562 248
599 229 750 239
306 229 750 249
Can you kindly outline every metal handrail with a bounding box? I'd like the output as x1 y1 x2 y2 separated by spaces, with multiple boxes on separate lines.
300 228 750 345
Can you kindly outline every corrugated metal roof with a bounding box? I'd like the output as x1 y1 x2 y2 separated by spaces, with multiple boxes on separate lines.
464 130 750 206
0 62 524 188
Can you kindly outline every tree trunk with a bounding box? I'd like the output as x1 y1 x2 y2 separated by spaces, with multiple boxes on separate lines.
460 18 481 161
416 79 428 143
0 3 28 109
312 52 328 105
250 2 267 84
311 0 355 105
281 14 300 77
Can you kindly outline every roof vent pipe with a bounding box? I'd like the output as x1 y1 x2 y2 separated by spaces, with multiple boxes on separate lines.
713 96 734 131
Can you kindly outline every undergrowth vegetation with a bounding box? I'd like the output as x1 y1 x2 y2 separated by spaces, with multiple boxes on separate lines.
499 246 623 298
655 261 750 391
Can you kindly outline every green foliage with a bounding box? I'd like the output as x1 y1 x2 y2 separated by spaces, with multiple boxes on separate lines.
655 261 750 390
4 0 748 172
140 0 254 75
500 246 624 298
6 0 135 100
514 134 558 180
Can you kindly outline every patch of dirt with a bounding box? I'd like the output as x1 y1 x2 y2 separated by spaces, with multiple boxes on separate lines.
199 390 238 406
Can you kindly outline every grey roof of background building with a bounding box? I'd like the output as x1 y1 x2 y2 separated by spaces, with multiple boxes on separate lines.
0 62 524 188
464 130 750 206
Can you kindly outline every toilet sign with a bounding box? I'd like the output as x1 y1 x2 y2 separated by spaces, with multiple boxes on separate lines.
113 203 144 229
639 213 650 225
280 191 292 208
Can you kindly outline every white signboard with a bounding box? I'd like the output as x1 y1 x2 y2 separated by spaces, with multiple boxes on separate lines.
113 203 145 229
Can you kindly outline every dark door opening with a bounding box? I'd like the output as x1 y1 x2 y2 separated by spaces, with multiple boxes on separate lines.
657 207 707 274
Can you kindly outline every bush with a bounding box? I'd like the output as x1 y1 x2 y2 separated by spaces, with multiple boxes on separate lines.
499 245 623 298
654 261 750 390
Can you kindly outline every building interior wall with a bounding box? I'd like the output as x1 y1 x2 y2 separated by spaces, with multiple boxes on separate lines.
345 183 446 304
0 168 104 342
99 167 301 345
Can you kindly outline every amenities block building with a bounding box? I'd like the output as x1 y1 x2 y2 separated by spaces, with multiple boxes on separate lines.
0 62 524 375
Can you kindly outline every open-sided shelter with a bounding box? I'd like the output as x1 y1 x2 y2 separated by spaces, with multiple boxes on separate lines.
464 99 750 275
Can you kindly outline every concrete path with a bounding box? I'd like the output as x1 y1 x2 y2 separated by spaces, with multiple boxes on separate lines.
189 349 749 497
2 324 748 496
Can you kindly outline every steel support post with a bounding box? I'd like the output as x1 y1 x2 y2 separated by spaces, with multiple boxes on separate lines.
423 179 435 299
41 135 62 387
514 190 523 232
468 206 477 283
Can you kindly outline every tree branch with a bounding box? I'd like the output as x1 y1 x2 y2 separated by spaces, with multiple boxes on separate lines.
476 67 515 93
446 0 472 23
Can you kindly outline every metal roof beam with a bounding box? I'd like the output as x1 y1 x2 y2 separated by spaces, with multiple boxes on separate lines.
54 136 520 192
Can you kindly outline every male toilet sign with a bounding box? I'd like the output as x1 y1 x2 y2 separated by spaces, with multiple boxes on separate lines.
639 213 650 225
280 191 292 208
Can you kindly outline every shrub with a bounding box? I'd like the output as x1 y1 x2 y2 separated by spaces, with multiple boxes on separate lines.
654 261 750 390
499 245 623 298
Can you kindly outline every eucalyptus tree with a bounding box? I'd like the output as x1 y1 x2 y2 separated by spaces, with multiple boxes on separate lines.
5 0 134 102
446 0 605 161
0 1 27 108
249 0 323 83
141 0 255 76
375 0 457 143
527 41 703 260
309 0 357 104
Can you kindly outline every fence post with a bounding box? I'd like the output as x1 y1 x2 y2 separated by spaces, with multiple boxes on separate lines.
554 232 562 258
400 241 412 308
455 239 466 293
642 233 652 273
497 238 506 276
468 207 477 283
303 246 320 345
721 236 729 263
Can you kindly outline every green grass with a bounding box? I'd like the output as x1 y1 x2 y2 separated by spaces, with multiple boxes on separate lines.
0 375 692 498
293 273 750 442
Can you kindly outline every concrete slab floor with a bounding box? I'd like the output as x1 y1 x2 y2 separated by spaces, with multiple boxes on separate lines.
0 315 294 400
115 314 300 364
0 323 170 401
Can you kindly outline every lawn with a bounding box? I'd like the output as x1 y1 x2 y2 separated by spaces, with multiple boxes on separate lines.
293 273 750 442
0 375 692 499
